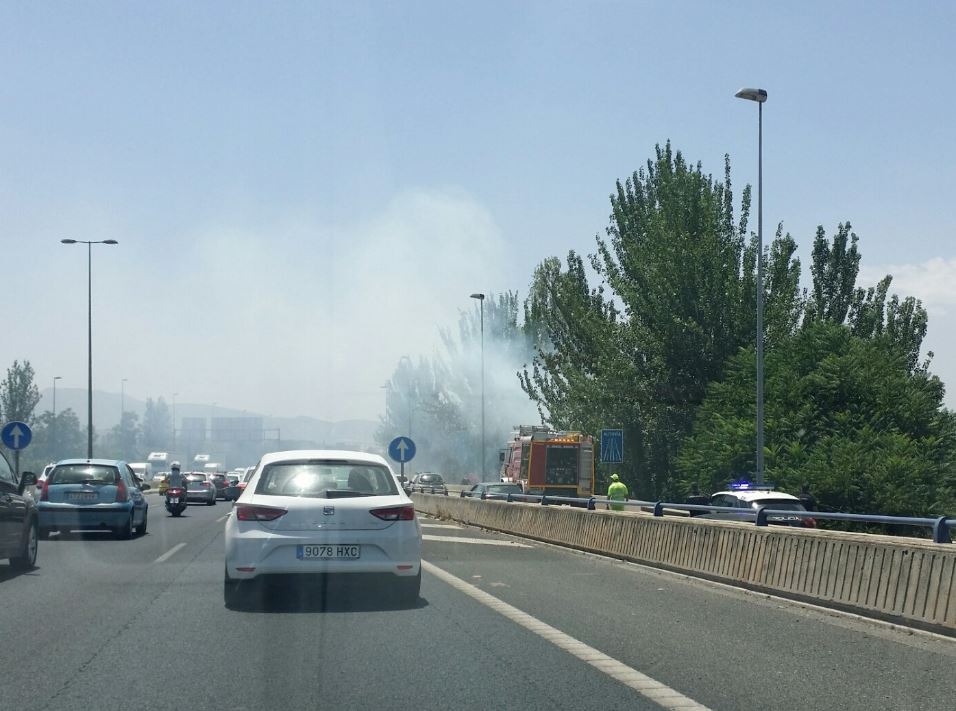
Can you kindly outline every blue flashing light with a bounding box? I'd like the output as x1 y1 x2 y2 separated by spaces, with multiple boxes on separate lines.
729 480 775 491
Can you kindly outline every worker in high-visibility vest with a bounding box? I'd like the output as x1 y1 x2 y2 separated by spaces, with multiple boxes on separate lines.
607 473 629 511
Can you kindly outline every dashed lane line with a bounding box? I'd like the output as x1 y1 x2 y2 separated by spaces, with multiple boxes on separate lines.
153 542 186 563
422 560 711 711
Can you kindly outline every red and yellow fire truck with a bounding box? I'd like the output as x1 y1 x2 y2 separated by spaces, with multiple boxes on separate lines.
498 426 595 498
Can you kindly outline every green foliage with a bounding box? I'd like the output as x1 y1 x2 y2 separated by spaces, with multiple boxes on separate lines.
20 408 85 473
142 397 172 451
522 143 802 497
101 411 141 462
0 360 41 425
677 322 955 517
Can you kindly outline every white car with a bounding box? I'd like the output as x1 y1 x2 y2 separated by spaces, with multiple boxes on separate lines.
224 450 422 604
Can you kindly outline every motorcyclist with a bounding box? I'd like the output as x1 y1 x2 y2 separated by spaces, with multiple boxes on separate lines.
167 462 187 495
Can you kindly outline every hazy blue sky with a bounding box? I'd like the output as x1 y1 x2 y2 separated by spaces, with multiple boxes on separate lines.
2 1 955 423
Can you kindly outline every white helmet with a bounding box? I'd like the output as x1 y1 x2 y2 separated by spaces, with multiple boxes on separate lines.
170 461 181 471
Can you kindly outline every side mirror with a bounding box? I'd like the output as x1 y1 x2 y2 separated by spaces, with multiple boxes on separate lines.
20 472 37 495
141 483 151 491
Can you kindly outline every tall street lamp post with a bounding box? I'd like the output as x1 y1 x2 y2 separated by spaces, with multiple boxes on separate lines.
121 378 128 421
172 392 178 452
52 375 62 461
735 86 767 484
470 293 486 480
398 356 413 437
60 238 119 458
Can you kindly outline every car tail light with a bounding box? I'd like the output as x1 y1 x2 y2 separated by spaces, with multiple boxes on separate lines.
370 505 416 521
235 504 287 522
40 479 50 502
115 478 129 502
167 487 184 495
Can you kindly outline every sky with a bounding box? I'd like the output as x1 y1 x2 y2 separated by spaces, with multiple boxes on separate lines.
2 1 955 424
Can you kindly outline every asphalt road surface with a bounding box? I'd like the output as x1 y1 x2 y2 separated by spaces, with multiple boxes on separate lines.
2 495 954 711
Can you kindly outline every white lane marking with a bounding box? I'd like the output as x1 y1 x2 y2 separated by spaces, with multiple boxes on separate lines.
153 542 186 563
422 535 531 548
422 561 711 711
420 523 462 530
216 514 229 523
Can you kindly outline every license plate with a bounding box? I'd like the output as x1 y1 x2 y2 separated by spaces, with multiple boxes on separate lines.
296 545 360 559
168 497 179 504
69 492 96 502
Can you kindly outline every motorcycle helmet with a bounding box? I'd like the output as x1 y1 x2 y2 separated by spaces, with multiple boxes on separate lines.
170 461 181 471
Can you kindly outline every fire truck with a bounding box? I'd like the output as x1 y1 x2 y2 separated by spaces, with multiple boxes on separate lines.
498 425 595 498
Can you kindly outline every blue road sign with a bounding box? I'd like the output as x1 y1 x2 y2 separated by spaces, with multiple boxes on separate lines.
2 421 33 450
600 429 623 464
388 436 417 463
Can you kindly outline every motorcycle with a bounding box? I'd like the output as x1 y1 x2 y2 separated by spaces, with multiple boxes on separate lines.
165 486 188 517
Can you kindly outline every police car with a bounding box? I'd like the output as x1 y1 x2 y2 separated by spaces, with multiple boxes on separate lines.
698 481 815 528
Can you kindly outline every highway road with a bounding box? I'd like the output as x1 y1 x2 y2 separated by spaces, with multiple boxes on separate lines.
2 496 954 711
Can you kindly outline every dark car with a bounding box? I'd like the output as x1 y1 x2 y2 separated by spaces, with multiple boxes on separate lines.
210 473 229 500
461 482 523 499
0 452 38 569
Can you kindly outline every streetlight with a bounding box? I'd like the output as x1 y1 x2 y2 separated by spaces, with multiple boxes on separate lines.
734 86 767 484
121 378 128 421
470 293 485 481
397 356 413 436
172 392 178 451
52 376 62 461
60 238 119 458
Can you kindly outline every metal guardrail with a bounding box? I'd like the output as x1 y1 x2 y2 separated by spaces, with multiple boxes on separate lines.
430 490 955 544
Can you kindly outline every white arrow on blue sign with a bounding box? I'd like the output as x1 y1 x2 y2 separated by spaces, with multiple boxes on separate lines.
2 421 33 451
388 436 417 463
600 429 623 464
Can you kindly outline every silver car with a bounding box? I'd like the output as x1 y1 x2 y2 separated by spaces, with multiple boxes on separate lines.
186 474 217 506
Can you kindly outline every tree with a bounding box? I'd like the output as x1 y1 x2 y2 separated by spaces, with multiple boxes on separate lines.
0 360 41 424
522 143 802 498
804 222 929 371
676 321 955 517
142 397 172 451
21 408 85 472
377 292 538 479
101 411 141 461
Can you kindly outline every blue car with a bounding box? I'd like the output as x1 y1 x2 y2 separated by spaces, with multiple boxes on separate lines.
38 459 148 539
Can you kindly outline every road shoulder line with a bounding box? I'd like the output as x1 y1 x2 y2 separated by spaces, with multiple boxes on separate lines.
422 560 711 711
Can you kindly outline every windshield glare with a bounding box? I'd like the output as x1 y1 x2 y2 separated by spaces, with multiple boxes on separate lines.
49 465 118 485
255 462 398 498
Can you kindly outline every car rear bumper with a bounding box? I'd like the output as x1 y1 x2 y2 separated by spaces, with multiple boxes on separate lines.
38 503 132 529
224 523 422 580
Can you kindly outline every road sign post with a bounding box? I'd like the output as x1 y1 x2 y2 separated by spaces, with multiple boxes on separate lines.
2 421 34 479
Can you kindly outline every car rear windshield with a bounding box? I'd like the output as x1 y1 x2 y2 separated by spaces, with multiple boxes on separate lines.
419 474 444 483
256 461 398 498
49 465 118 485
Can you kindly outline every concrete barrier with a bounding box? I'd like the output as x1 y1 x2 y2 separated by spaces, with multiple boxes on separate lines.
412 493 956 635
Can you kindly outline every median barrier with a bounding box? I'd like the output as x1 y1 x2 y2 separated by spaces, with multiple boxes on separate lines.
411 493 956 635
